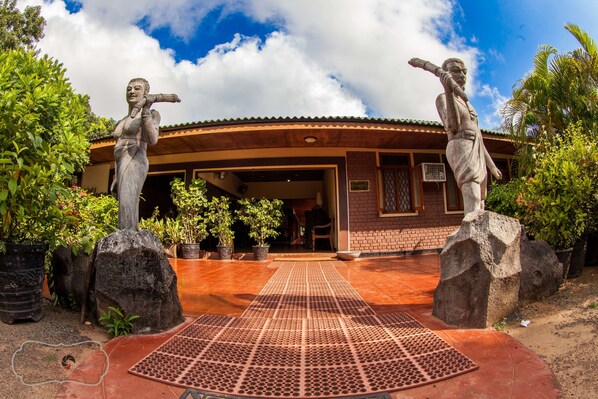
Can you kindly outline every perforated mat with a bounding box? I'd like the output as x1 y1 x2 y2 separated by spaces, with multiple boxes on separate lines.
130 261 478 398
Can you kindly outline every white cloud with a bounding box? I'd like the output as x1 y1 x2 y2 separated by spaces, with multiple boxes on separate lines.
243 0 479 120
18 0 481 125
19 0 366 125
479 84 509 130
187 33 367 119
65 0 230 40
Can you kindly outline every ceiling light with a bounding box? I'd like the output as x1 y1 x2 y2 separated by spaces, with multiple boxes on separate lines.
214 171 228 180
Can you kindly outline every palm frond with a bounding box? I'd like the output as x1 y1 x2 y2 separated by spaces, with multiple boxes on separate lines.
565 23 597 59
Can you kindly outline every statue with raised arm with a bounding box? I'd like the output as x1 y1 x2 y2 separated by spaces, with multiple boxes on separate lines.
111 78 180 230
409 57 502 215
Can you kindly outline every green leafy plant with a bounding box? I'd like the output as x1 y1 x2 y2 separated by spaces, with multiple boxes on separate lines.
99 306 139 338
492 318 507 332
139 207 167 243
236 198 283 247
589 301 598 310
139 207 185 248
501 24 598 175
206 196 235 247
0 0 46 51
518 124 596 250
164 217 185 246
170 178 208 244
45 186 117 307
52 186 118 256
0 49 92 248
486 178 525 220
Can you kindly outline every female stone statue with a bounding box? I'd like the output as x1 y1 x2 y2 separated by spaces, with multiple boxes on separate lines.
435 58 502 215
111 78 160 230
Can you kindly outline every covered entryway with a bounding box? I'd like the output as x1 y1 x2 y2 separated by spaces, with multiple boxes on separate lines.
195 166 339 253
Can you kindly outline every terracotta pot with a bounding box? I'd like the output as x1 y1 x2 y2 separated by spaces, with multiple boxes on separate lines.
252 245 269 261
0 243 47 324
216 245 233 260
180 243 200 259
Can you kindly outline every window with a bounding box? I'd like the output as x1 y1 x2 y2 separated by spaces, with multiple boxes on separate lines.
441 155 464 212
378 154 422 214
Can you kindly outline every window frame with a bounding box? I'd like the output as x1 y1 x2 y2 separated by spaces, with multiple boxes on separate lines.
376 152 422 217
440 154 464 214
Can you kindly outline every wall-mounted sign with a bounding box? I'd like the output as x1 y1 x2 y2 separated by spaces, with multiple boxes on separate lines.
349 180 370 192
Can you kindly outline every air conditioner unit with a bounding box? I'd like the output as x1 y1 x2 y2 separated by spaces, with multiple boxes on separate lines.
420 163 446 182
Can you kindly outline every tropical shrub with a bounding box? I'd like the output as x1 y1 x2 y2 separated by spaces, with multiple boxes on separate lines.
236 198 283 247
502 24 598 174
485 178 525 220
206 196 235 247
139 207 184 247
139 207 167 243
0 49 91 249
52 186 118 255
518 124 596 249
170 178 208 244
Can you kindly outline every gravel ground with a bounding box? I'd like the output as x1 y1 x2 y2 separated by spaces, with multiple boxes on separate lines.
0 300 109 399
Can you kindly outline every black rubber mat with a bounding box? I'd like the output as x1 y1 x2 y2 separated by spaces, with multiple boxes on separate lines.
131 261 478 398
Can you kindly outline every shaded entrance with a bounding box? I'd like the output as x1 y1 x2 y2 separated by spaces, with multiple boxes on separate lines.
196 167 338 253
140 171 184 220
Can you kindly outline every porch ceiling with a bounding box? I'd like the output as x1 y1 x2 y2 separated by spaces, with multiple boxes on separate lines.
89 119 515 164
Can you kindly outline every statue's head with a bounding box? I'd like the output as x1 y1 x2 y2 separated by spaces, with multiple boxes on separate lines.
126 78 150 105
442 58 467 89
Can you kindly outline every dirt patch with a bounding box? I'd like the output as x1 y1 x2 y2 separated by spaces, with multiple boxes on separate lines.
505 266 598 399
0 300 109 399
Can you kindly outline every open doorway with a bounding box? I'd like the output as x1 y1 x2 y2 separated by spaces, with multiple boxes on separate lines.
140 171 185 219
195 167 338 253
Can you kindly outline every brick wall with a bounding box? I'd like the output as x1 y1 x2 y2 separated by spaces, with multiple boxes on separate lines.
347 151 462 253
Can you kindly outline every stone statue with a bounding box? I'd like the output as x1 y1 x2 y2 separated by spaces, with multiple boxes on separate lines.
409 57 502 214
111 78 180 230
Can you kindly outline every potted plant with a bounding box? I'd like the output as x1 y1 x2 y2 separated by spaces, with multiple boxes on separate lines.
0 50 92 323
139 208 185 258
518 124 595 277
206 196 235 260
236 198 283 261
163 217 185 257
139 207 167 244
170 177 208 259
50 186 118 309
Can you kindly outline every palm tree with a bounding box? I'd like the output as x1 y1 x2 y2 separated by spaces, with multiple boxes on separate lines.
562 24 598 134
501 23 598 174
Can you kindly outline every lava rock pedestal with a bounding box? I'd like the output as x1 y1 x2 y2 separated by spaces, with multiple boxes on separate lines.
91 229 184 334
519 230 563 306
433 210 521 328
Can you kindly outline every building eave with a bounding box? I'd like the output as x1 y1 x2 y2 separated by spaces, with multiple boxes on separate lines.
89 116 513 164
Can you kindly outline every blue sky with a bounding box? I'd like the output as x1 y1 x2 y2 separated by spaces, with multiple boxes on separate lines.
21 0 598 128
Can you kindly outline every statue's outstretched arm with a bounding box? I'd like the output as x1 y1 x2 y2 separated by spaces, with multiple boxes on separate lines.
483 144 502 180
